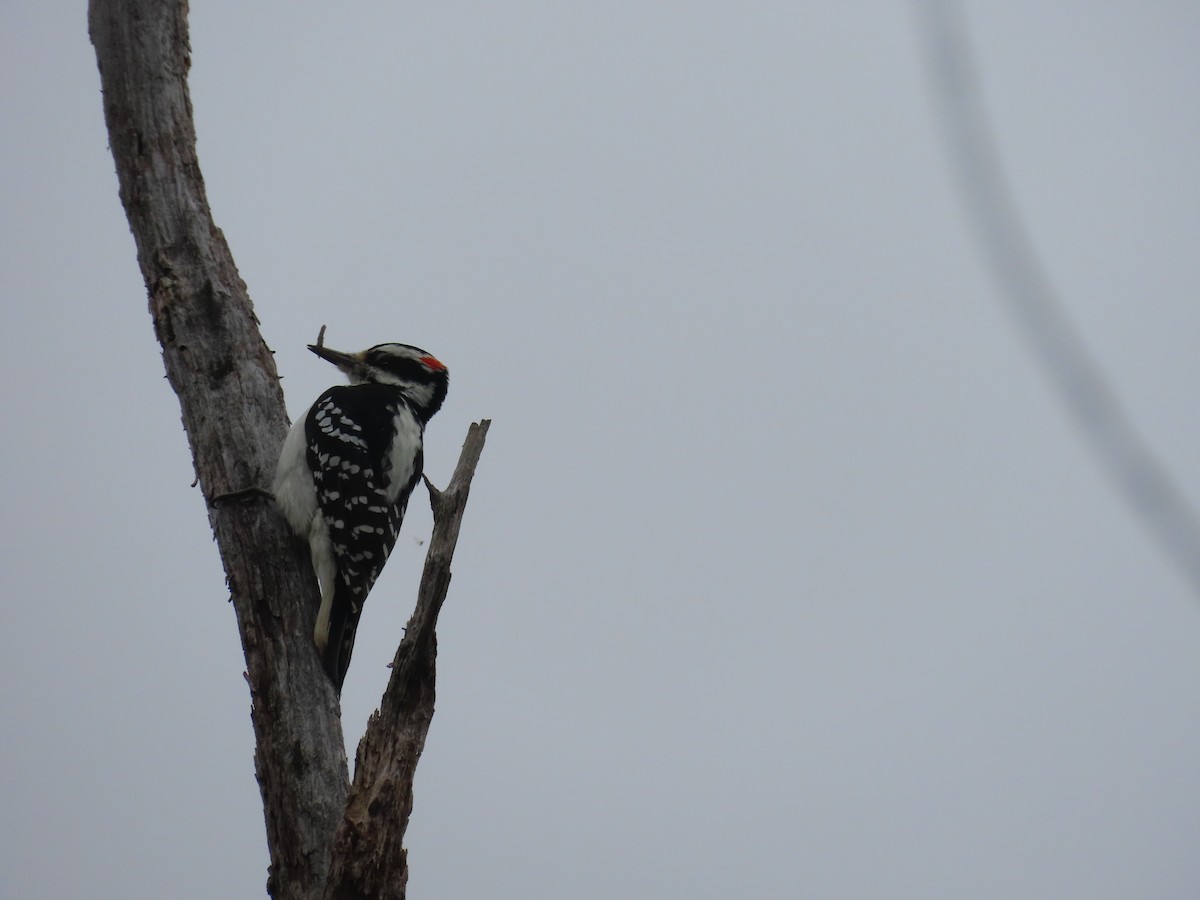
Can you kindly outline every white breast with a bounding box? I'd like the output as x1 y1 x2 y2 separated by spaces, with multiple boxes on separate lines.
273 415 317 533
385 405 424 503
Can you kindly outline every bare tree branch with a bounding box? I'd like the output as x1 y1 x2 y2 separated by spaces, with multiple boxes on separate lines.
326 420 492 900
917 0 1200 595
88 2 349 897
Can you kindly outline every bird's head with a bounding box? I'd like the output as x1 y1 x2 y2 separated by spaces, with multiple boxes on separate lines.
309 341 449 421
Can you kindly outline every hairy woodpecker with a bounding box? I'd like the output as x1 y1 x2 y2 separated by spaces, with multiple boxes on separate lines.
273 341 449 693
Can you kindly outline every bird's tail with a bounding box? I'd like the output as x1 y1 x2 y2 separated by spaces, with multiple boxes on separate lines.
320 588 363 694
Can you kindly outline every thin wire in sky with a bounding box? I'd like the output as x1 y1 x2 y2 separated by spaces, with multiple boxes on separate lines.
916 0 1200 597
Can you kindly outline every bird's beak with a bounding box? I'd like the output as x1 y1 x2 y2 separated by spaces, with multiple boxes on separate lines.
307 344 362 372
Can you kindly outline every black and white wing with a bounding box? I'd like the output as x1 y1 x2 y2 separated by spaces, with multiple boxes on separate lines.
305 384 424 690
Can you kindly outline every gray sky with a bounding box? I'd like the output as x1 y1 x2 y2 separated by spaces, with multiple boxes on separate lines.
3 3 1199 898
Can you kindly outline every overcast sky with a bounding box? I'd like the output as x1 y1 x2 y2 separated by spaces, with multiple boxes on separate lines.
3 3 1199 898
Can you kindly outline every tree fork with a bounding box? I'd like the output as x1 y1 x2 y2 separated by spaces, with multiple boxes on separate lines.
89 3 488 898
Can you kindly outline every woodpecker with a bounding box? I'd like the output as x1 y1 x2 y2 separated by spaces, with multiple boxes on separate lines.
273 341 449 693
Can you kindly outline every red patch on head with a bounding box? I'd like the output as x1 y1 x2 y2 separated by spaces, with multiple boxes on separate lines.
420 355 447 372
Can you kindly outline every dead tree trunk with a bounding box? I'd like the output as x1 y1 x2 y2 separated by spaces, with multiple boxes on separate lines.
88 3 487 898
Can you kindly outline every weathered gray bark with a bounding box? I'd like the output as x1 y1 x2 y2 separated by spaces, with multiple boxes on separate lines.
89 3 488 898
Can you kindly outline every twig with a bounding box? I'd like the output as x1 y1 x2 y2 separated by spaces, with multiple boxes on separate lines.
917 0 1200 596
208 486 275 506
